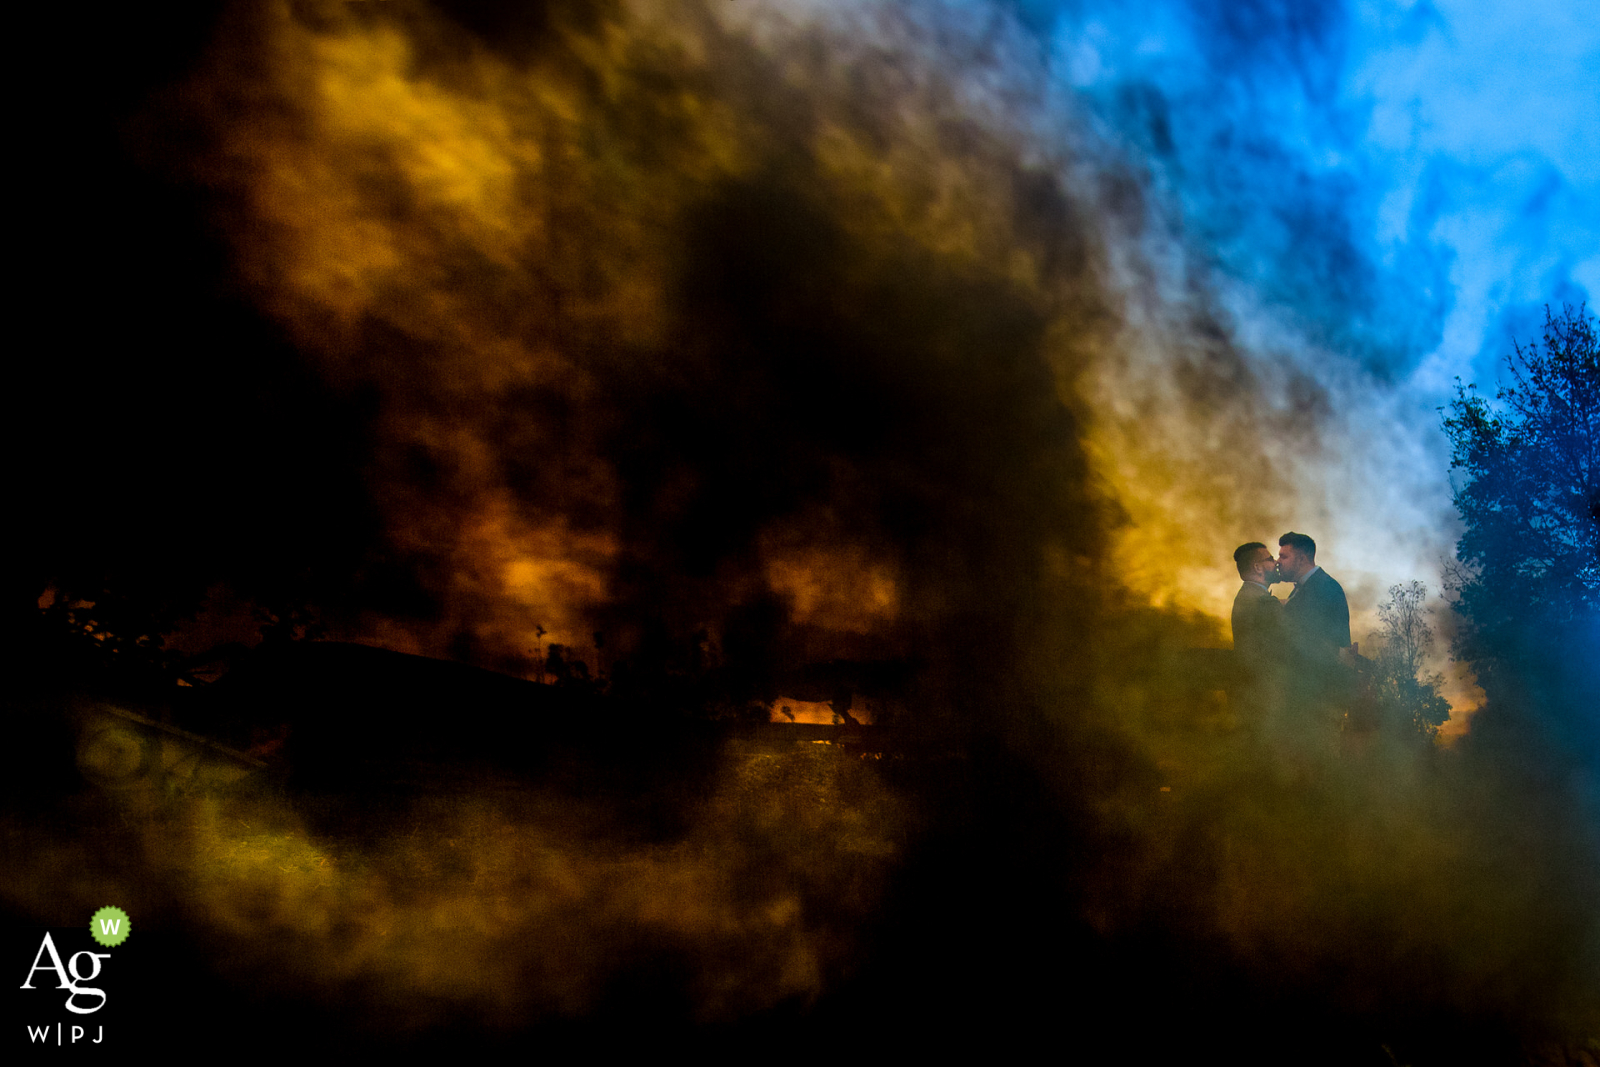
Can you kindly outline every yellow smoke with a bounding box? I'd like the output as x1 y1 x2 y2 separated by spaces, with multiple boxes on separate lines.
2 741 904 1028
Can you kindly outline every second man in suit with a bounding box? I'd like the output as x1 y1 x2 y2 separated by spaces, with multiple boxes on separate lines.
1277 531 1352 723
1277 531 1350 662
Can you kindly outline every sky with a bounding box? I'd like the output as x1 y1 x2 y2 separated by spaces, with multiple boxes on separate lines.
1042 0 1597 388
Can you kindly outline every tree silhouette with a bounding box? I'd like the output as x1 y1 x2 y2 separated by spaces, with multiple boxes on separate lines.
1377 581 1431 680
1441 304 1599 720
1365 581 1451 742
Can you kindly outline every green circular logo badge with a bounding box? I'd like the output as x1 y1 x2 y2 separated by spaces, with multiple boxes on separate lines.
90 906 131 948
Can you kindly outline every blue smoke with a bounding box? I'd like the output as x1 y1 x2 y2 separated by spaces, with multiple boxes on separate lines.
1006 0 1597 386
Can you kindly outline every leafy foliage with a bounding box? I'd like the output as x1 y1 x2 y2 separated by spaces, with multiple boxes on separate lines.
33 574 205 692
1376 580 1433 682
1366 581 1451 742
1441 304 1600 689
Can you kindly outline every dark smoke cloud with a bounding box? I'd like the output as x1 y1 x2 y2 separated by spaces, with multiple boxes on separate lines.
149 0 1125 688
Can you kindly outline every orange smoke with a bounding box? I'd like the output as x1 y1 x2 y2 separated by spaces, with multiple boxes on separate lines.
173 0 1109 670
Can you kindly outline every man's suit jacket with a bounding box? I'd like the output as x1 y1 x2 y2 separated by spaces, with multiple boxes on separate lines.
1284 567 1350 665
1231 582 1282 668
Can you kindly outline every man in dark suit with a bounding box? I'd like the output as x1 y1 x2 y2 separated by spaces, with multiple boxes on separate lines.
1231 542 1286 722
1277 531 1350 663
1231 541 1283 669
1277 531 1352 724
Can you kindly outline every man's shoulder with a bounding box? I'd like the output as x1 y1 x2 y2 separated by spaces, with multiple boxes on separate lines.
1294 567 1351 648
1234 583 1279 607
1307 568 1347 600
1232 584 1281 653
